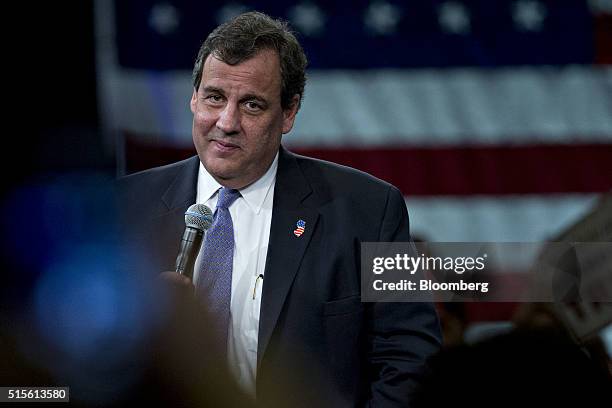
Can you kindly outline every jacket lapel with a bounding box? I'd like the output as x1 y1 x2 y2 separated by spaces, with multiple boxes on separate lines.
161 156 200 212
152 156 200 269
258 147 319 367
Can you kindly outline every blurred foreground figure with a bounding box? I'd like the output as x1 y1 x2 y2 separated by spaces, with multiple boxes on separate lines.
0 174 252 406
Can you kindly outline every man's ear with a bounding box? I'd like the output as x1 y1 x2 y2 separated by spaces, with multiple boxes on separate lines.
190 88 198 114
282 94 300 134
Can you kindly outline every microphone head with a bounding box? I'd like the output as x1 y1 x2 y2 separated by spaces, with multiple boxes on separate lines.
184 204 213 231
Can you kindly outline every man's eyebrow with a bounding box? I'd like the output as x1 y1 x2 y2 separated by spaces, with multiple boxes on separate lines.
201 86 225 95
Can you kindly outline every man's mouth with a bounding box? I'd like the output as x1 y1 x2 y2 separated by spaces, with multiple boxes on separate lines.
210 139 240 152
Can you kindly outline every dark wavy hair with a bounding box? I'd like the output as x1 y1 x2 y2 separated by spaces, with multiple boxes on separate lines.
192 11 307 110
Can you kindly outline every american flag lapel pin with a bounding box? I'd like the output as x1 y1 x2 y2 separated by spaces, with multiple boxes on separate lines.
293 219 306 237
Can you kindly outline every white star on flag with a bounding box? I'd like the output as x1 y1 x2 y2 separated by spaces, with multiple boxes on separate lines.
513 1 547 32
364 1 402 36
148 3 180 35
438 2 471 35
216 3 249 25
289 2 326 37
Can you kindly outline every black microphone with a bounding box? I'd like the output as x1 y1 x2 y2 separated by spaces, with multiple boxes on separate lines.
175 203 213 279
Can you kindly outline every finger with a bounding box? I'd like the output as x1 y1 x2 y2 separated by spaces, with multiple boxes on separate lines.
159 271 193 287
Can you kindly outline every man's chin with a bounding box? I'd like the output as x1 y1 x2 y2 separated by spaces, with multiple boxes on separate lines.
202 160 239 182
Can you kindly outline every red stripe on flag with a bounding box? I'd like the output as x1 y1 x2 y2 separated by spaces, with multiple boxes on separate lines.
295 144 612 196
124 136 612 196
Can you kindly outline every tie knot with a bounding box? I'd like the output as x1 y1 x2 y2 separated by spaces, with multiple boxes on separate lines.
216 187 240 209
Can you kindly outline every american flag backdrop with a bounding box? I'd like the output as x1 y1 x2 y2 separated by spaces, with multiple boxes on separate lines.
95 0 612 243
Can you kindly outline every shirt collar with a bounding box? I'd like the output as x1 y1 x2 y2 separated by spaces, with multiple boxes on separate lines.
196 152 278 215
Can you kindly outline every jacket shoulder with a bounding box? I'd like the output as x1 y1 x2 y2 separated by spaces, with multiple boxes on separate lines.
117 156 198 193
292 153 399 197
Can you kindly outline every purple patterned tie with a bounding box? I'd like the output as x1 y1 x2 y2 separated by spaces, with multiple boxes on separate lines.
195 187 241 357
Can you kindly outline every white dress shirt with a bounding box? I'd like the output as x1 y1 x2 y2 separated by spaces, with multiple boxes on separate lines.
194 153 277 396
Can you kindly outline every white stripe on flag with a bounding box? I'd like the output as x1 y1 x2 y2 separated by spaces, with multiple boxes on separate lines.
98 68 612 147
405 194 599 242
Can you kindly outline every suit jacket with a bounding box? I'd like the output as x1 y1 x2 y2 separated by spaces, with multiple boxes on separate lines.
117 146 441 407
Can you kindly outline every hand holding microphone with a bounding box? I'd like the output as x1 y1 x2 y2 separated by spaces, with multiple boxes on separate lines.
159 204 213 290
176 203 213 279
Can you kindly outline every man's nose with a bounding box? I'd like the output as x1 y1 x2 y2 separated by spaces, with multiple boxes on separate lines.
216 104 241 134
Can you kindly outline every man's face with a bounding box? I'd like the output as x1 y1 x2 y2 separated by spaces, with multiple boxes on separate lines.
190 49 299 189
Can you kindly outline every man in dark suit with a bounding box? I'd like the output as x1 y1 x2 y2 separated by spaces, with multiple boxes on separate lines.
119 11 441 407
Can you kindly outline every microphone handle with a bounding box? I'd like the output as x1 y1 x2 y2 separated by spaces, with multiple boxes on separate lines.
175 226 204 279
